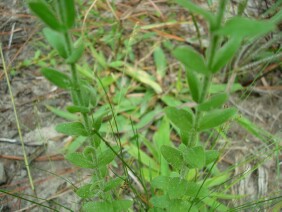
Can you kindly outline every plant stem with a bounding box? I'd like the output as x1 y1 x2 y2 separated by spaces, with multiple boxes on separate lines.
0 44 35 193
188 0 227 148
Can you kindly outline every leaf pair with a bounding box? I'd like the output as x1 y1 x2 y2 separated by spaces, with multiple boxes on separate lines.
151 176 209 199
65 146 117 169
161 145 219 170
43 27 84 62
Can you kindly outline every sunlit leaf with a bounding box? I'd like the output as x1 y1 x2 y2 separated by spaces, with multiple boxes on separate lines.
183 146 205 169
198 93 228 111
211 38 241 73
216 16 275 39
165 107 194 131
66 152 95 168
161 145 183 170
56 122 88 136
173 46 209 75
199 108 237 131
43 28 68 58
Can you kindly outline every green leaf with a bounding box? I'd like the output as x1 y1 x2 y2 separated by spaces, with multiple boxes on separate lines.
161 145 183 170
45 105 78 121
211 38 242 73
56 122 88 136
66 152 95 168
169 199 196 212
66 105 90 113
176 0 216 27
186 69 202 103
103 178 123 192
183 146 205 169
216 16 275 39
41 68 71 89
150 195 169 209
43 28 68 58
61 0 76 28
154 46 167 77
83 201 113 212
205 150 219 165
122 63 163 94
199 108 237 131
66 43 84 64
198 93 228 112
112 200 133 211
97 147 117 167
173 46 209 75
186 181 209 197
76 184 95 198
151 176 169 191
165 107 194 131
168 177 189 199
66 136 87 155
28 1 64 31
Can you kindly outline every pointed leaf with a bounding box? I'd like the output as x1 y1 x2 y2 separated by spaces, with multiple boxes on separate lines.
176 0 216 27
43 28 68 58
28 1 64 31
186 69 202 103
161 145 183 170
41 68 71 89
211 38 242 73
198 93 228 112
216 16 275 39
173 46 209 75
61 0 76 28
199 108 237 131
165 107 194 131
56 122 88 136
183 146 205 169
66 105 90 113
66 153 95 168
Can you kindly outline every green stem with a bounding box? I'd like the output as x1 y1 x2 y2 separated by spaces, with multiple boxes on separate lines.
188 0 227 148
0 44 35 193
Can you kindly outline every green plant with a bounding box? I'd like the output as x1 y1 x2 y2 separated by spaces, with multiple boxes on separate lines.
148 0 280 211
27 0 144 211
10 0 279 211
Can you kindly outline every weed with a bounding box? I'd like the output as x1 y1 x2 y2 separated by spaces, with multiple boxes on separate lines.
2 0 280 211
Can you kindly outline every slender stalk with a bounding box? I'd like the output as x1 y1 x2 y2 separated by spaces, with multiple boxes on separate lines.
188 0 227 148
0 44 35 192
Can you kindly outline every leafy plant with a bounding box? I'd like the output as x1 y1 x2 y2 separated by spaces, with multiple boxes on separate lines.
13 0 280 211
149 0 280 211
27 0 138 211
